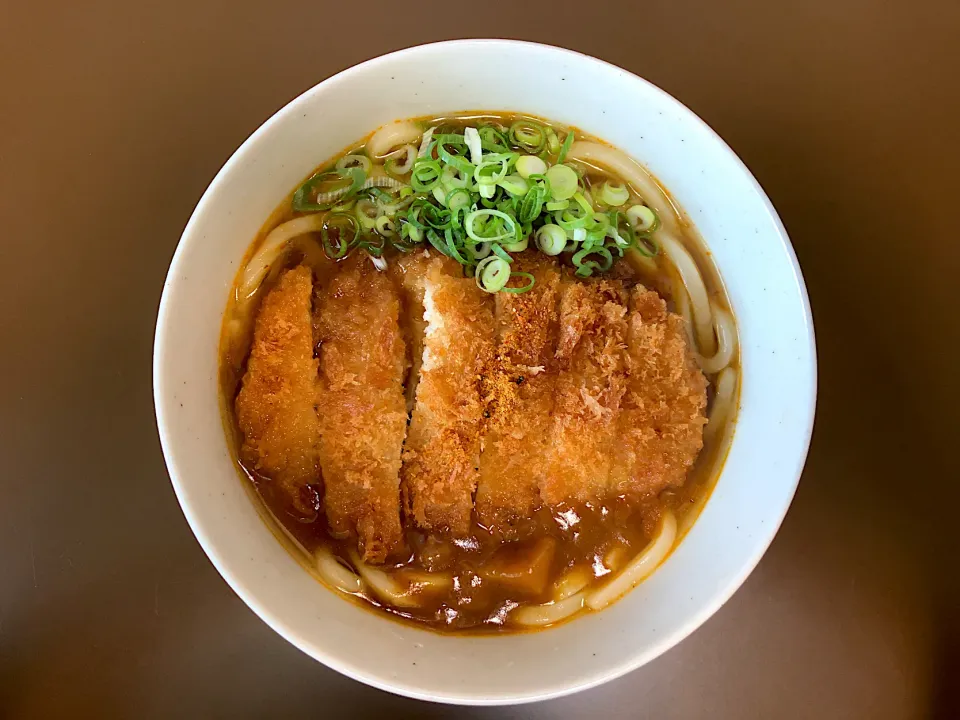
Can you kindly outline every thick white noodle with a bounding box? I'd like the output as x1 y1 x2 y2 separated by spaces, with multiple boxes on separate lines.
565 141 680 234
673 280 697 348
238 214 325 299
511 591 587 627
696 307 737 374
586 511 677 611
367 121 423 159
658 232 716 356
553 567 591 601
348 551 421 608
315 548 362 594
705 366 737 443
402 570 454 594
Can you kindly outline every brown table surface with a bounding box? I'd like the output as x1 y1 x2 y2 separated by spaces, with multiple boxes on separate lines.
2 2 958 718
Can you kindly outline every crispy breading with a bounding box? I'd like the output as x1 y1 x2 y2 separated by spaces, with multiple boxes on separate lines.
475 257 560 536
401 259 495 536
610 285 708 498
235 265 321 516
314 256 407 562
540 278 628 506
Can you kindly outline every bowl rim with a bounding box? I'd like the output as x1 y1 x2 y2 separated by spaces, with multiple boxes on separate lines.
154 38 817 705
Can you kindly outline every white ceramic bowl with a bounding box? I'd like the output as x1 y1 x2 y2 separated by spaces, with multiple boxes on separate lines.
154 40 816 705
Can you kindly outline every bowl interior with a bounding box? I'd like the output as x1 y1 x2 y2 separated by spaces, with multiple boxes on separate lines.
154 40 816 704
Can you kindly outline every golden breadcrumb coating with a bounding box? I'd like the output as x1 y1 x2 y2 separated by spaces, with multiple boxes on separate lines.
314 256 407 562
236 265 321 516
540 278 628 506
401 260 495 536
476 257 560 536
610 285 708 499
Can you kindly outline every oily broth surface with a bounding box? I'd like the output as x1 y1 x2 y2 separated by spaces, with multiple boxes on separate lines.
218 112 738 633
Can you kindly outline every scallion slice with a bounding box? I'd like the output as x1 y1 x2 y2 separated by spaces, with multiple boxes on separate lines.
516 155 548 179
476 256 511 293
336 154 372 173
626 204 659 233
501 271 536 293
545 164 578 201
557 131 574 163
600 180 630 207
411 158 442 193
321 213 359 259
536 224 566 256
509 120 547 153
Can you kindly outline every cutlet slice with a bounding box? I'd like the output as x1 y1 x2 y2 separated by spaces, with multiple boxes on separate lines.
475 258 560 536
610 285 708 499
389 252 459 413
401 259 495 536
540 278 628 506
314 256 407 562
236 265 321 517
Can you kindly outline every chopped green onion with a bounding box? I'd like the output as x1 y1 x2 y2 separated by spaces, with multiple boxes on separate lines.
502 271 536 293
292 168 364 212
321 213 359 259
375 215 396 236
600 180 630 206
336 154 372 173
331 198 356 213
536 224 566 256
443 228 471 265
478 125 510 153
468 242 491 261
503 236 529 252
464 209 517 243
546 128 561 155
464 127 483 165
572 246 613 277
546 199 569 211
355 198 378 230
490 243 514 263
557 131 574 163
445 187 472 210
545 164 578 201
411 158 442 193
518 184 545 223
499 174 529 196
476 256 511 293
626 204 659 233
516 155 548 178
509 120 547 153
635 232 660 258
572 192 594 215
384 145 416 175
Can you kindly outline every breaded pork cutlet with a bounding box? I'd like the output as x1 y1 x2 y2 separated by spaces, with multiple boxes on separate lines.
235 265 321 516
540 278 628 507
314 256 407 562
475 258 560 536
401 259 495 536
610 285 708 499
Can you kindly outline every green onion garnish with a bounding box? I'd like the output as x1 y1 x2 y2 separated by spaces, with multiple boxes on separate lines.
557 131 575 163
292 120 650 291
321 213 359 259
509 120 547 154
476 256 511 293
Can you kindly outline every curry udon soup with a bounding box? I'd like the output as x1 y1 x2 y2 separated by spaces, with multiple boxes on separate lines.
219 112 739 633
